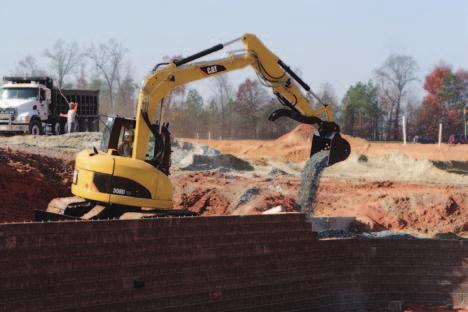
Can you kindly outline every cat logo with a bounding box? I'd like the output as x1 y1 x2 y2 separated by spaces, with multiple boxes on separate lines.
200 65 226 75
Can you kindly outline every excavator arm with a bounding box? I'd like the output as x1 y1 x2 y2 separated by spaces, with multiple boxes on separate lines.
133 33 350 166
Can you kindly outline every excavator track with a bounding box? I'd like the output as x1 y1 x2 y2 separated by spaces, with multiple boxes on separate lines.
38 197 198 221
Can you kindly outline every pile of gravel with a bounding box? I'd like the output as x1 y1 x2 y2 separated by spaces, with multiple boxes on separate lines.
172 140 253 171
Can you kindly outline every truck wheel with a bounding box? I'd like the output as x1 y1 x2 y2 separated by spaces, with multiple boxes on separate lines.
29 119 43 135
53 122 62 135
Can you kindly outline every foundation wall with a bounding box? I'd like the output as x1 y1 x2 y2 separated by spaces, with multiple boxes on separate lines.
1 214 466 311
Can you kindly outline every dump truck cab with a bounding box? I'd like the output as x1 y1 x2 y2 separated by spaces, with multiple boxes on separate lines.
0 79 51 134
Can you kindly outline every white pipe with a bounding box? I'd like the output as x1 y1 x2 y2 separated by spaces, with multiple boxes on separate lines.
438 123 442 147
402 115 406 145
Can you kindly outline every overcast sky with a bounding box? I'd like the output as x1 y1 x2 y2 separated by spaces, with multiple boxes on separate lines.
0 0 467 101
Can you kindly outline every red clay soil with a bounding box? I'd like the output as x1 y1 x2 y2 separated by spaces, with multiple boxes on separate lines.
314 179 468 234
0 147 73 222
172 171 468 235
177 188 230 215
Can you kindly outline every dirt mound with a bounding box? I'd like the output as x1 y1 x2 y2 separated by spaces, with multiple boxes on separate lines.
275 124 314 144
0 148 73 222
325 153 468 185
275 124 369 148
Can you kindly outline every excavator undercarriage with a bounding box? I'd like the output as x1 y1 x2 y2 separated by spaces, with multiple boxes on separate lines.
40 197 197 221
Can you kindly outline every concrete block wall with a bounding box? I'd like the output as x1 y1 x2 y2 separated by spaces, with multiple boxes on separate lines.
0 214 466 311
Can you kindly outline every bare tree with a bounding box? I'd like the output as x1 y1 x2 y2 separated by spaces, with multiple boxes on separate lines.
74 62 88 89
236 78 269 138
13 55 45 76
210 74 233 138
115 64 138 116
375 54 418 140
318 81 339 117
87 39 127 113
44 40 82 88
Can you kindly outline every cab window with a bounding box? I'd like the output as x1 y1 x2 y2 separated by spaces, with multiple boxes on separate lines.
146 134 155 161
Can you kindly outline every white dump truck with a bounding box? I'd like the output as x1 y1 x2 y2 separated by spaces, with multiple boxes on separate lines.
0 76 99 135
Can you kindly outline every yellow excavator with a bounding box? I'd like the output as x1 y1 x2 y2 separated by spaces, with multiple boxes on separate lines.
39 33 350 220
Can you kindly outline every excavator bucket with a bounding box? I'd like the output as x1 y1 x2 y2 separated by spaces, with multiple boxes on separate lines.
311 133 351 166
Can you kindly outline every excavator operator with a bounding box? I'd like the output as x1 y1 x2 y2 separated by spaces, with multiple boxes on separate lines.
118 128 134 157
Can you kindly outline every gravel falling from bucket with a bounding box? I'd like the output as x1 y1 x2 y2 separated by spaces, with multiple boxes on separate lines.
297 150 330 219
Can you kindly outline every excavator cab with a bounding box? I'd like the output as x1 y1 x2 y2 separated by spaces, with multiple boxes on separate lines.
100 116 172 174
100 116 136 155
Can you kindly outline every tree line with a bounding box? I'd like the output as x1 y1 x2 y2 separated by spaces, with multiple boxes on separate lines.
12 39 467 141
340 56 467 141
12 39 137 117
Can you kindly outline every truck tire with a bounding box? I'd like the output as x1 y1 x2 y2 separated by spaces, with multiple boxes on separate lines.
53 121 63 135
29 119 43 135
